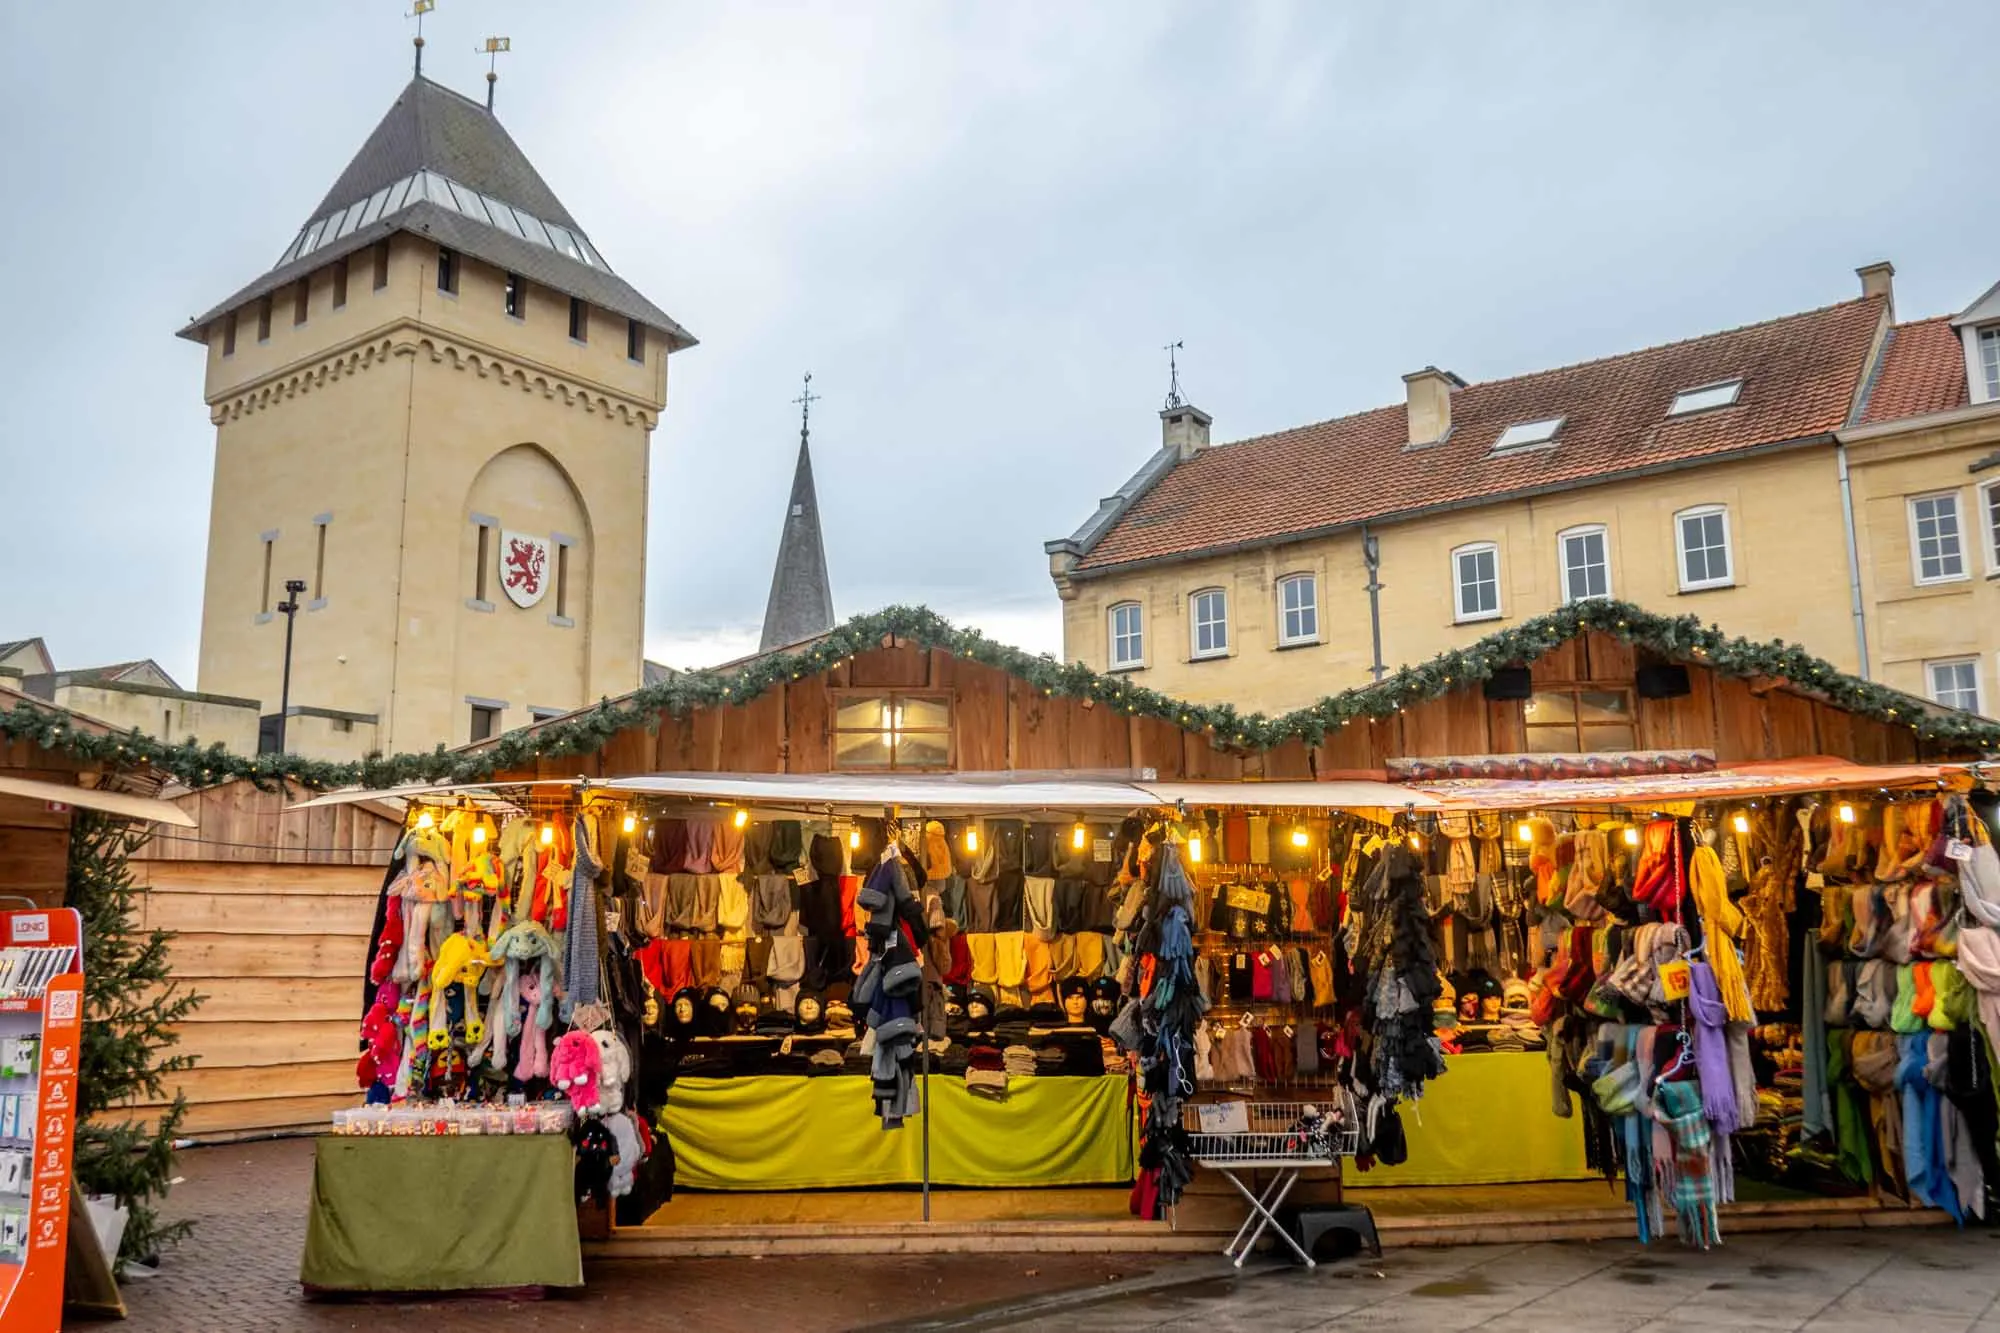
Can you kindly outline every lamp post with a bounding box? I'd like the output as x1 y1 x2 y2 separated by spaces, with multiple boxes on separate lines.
274 579 307 754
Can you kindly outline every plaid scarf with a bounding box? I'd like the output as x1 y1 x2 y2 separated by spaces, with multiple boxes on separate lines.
1655 1079 1721 1249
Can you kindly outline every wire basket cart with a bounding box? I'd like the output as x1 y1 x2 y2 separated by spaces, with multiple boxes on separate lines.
1183 1095 1360 1268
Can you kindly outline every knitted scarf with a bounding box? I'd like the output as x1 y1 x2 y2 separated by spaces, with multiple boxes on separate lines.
1954 927 2000 1056
1826 1032 1874 1185
1850 1031 1906 1195
1688 846 1754 1023
1801 945 1832 1137
1653 1079 1721 1249
1688 963 1740 1133
1897 1031 1963 1221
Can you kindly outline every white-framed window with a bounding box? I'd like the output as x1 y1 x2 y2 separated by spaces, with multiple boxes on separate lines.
1108 602 1145 669
1981 478 2000 575
1276 573 1318 646
1668 379 1743 416
1674 504 1733 591
1908 491 1968 585
1189 588 1229 660
1451 542 1502 623
1927 657 1982 714
1558 525 1611 603
1979 326 2000 402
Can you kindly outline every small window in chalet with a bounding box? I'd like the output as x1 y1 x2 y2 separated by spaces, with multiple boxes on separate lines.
1524 687 1636 753
832 692 952 770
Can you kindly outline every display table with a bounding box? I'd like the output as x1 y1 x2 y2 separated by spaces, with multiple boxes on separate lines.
662 1074 1135 1191
300 1135 583 1292
1342 1050 1593 1188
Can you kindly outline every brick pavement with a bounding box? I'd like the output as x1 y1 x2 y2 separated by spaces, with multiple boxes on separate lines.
71 1137 1158 1332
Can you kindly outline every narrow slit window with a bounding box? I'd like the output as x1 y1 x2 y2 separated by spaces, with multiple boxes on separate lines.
293 279 309 326
436 246 458 295
332 260 348 309
372 240 390 290
569 297 588 342
222 311 237 356
256 295 272 342
312 520 329 599
504 272 524 319
474 523 491 602
627 319 646 363
554 543 570 619
260 537 275 612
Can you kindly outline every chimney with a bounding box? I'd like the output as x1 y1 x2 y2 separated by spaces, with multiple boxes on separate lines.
1857 261 1895 311
1403 366 1463 447
1161 403 1213 460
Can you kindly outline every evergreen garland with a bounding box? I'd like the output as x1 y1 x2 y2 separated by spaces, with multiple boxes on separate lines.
65 812 204 1262
3 599 1994 792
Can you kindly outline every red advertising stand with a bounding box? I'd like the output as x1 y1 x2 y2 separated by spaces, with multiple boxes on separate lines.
0 907 85 1333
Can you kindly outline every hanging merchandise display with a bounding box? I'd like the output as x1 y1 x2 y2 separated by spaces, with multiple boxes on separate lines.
0 908 84 1333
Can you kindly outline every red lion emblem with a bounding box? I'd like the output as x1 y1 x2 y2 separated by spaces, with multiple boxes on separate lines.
503 537 546 596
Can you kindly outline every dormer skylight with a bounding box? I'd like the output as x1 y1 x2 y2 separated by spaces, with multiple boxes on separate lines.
1491 417 1564 452
1668 379 1743 416
275 169 610 273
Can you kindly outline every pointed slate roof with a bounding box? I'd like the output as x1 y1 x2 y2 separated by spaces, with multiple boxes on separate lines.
179 77 693 349
759 430 836 653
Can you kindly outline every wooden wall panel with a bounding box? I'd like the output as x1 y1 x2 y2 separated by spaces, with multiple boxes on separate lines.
1635 665 1720 752
1762 689 1818 759
1583 631 1635 682
1259 741 1316 780
784 675 832 773
1130 717 1188 780
1530 639 1583 686
134 859 379 1138
717 686 786 774
1709 676 1768 761
1486 700 1527 754
0 783 71 906
133 781 399 866
600 724 656 779
1064 699 1134 774
654 712 699 771
1009 679 1072 772
845 642 928 689
1180 736 1245 780
947 661 1009 773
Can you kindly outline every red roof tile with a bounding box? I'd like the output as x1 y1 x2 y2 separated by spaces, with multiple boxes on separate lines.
1075 297 1887 572
1859 317 1969 425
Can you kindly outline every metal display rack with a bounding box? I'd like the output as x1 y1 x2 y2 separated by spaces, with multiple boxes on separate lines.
1184 1094 1360 1267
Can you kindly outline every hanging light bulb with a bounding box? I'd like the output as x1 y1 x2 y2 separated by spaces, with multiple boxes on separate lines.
1732 812 1750 835
471 825 487 846
623 812 637 834
1409 832 1423 850
1623 826 1641 847
1838 803 1856 824
1517 822 1534 843
1188 835 1204 864
964 827 980 855
540 823 554 846
849 828 861 850
415 810 436 830
1072 823 1088 851
1290 827 1310 849
734 808 750 830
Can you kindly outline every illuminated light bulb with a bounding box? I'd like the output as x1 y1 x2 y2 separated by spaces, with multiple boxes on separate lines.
1188 836 1204 864
540 823 554 846
965 828 979 854
1838 803 1856 825
623 813 636 835
1517 822 1534 843
1409 833 1423 850
415 810 435 830
849 828 861 850
1290 828 1310 849
1623 826 1641 847
1732 813 1750 835
1072 823 1088 851
734 808 749 829
471 825 487 846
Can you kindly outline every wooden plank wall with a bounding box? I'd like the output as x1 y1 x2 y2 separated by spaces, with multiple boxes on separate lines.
494 631 1929 784
130 860 381 1137
132 780 403 865
1 739 82 909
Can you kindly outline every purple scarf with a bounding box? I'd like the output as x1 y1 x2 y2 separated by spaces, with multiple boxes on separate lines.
1687 962 1740 1134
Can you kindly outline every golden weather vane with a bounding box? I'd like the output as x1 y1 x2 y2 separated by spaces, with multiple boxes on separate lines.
478 36 511 110
409 0 434 77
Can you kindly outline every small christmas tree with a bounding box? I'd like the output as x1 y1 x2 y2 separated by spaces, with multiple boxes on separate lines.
65 810 204 1263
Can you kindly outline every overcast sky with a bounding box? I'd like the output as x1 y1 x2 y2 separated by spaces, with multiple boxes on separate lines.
3 2 1994 682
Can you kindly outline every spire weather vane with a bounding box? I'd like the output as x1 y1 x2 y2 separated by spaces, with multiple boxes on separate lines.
409 0 434 76
479 36 511 109
1163 340 1186 410
792 373 820 441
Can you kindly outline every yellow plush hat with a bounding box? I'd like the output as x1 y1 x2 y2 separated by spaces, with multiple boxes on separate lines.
429 932 493 1049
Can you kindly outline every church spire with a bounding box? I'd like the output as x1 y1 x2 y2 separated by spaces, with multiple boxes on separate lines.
759 375 836 652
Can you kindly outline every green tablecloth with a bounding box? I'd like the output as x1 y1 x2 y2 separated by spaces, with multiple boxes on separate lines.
301 1135 582 1291
662 1074 1136 1190
1342 1050 1595 1187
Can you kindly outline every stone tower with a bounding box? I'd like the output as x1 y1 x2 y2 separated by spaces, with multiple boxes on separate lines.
180 75 694 754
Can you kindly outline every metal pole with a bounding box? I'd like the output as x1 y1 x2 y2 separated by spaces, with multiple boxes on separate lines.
274 579 307 753
1361 528 1386 682
921 1018 932 1222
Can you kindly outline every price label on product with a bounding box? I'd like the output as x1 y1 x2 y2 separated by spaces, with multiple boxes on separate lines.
1196 1102 1250 1135
793 865 816 887
1945 839 1973 864
1093 838 1114 864
1657 959 1692 1001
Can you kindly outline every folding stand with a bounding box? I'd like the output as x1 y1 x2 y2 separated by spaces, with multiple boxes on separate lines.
1184 1098 1361 1270
1213 1163 1314 1267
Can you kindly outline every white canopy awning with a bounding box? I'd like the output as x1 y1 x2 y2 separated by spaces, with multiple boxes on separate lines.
1134 780 1440 811
287 780 579 811
0 775 197 828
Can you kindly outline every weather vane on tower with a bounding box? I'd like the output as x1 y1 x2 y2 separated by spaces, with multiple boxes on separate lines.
793 373 821 443
1163 340 1186 410
479 36 511 110
409 0 434 77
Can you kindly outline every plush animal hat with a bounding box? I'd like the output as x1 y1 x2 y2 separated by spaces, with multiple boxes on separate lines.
428 932 493 1052
551 1029 604 1111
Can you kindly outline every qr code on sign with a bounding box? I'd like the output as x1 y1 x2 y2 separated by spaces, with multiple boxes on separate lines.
47 991 79 1022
